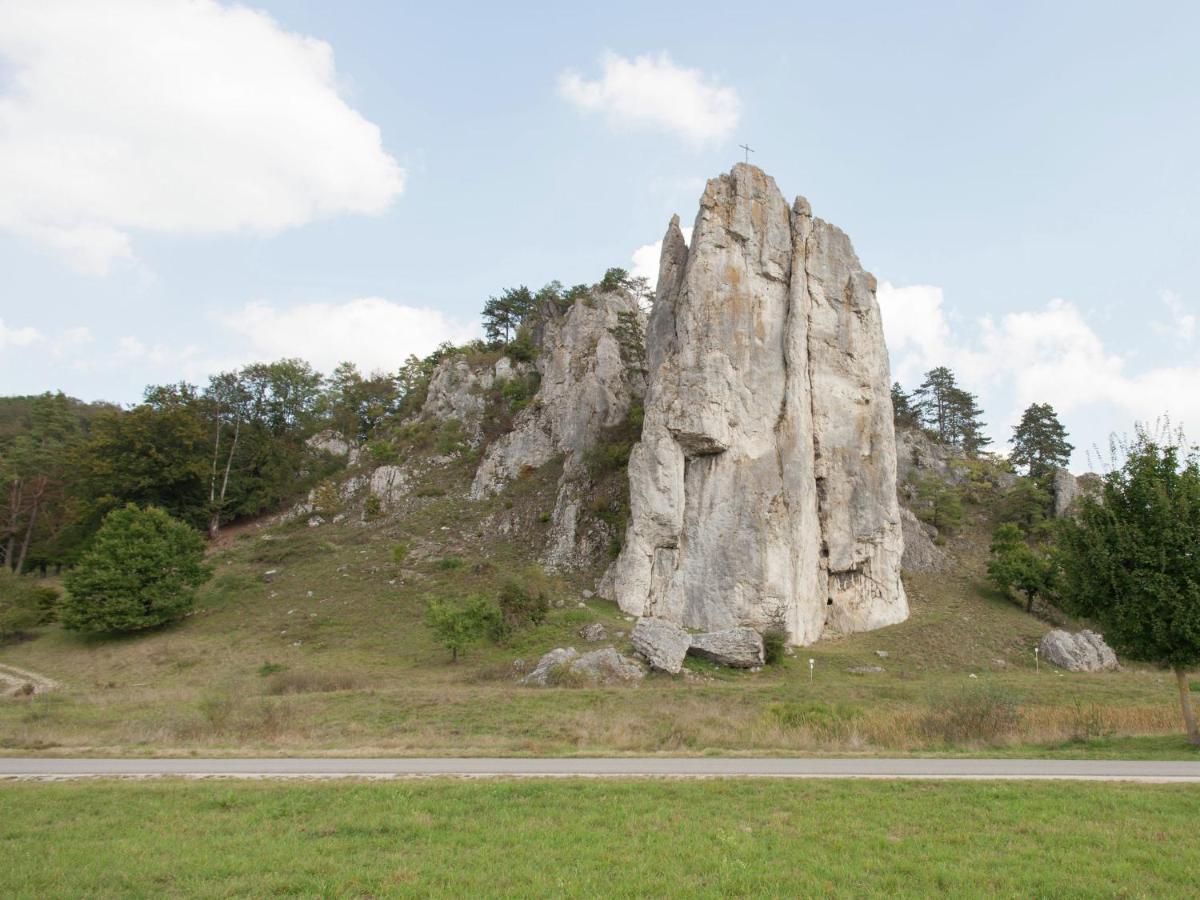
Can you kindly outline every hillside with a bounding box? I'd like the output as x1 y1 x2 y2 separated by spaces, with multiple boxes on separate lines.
0 444 1188 756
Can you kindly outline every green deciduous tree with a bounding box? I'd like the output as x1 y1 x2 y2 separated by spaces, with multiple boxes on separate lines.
61 505 211 634
914 473 964 534
425 595 500 662
1010 402 1074 479
986 523 1055 613
1055 430 1200 743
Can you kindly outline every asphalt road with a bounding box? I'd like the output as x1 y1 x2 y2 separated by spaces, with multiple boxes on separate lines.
2 757 1199 781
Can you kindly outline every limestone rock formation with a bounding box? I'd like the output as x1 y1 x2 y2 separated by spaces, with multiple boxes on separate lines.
1039 629 1119 672
607 164 907 645
899 506 950 572
895 425 966 489
630 617 691 673
421 354 530 446
687 627 764 668
520 646 644 686
471 289 646 569
1052 468 1101 518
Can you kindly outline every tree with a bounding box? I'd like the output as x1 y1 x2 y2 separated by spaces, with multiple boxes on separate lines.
61 505 211 634
425 595 500 661
891 382 921 429
1010 402 1073 479
995 477 1054 535
912 367 990 454
1055 430 1200 743
914 473 963 534
482 286 536 344
986 523 1054 613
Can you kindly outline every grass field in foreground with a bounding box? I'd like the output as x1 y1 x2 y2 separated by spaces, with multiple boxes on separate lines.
3 779 1197 897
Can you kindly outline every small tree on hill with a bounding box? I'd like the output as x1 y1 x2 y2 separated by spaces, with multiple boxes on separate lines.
425 595 499 662
61 505 211 633
482 286 536 345
1010 402 1073 479
914 473 964 534
1055 429 1200 744
986 523 1054 613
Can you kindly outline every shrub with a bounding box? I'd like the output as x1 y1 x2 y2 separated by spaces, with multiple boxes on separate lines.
363 494 382 519
0 571 59 642
392 543 409 565
438 556 463 571
257 662 286 677
426 595 500 661
761 627 788 665
60 504 211 634
497 579 549 636
366 440 401 466
920 685 1022 745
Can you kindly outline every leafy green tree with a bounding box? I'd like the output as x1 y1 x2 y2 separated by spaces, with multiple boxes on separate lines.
321 362 400 442
890 382 921 429
995 477 1054 535
74 404 210 532
1056 431 1200 743
61 505 211 634
1010 402 1074 479
425 595 499 661
598 267 631 292
914 473 964 534
986 523 1054 613
0 569 58 642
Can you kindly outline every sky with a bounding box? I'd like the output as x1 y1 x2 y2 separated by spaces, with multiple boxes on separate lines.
1 0 1198 471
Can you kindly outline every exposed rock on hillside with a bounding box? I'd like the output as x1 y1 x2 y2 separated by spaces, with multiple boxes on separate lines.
1040 629 1118 672
471 289 646 569
895 425 965 489
1052 468 1101 518
606 164 907 645
899 506 950 572
687 627 764 668
520 646 645 686
421 354 530 446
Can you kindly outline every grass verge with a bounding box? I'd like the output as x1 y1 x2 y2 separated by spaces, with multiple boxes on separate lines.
2 779 1197 897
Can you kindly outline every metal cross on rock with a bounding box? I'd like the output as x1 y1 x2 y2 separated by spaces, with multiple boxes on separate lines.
739 143 755 164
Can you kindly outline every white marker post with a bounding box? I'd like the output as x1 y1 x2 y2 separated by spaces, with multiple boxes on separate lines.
1034 647 1040 673
808 658 815 684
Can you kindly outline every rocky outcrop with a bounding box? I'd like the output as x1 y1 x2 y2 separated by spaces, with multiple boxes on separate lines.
1040 629 1119 672
369 465 410 508
687 627 764 668
306 430 352 458
1052 469 1101 518
607 164 907 645
471 289 646 569
630 617 691 673
520 646 644 686
422 354 529 446
899 506 950 572
895 425 966 490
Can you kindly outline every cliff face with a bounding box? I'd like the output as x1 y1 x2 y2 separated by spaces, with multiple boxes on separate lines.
606 164 907 645
471 289 646 569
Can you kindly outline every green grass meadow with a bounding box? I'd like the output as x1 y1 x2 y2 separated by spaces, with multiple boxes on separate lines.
2 778 1196 897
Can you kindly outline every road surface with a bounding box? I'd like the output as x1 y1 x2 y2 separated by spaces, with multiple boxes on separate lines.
2 757 1199 781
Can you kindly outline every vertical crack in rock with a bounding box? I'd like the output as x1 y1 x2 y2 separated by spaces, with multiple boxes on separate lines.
605 164 907 645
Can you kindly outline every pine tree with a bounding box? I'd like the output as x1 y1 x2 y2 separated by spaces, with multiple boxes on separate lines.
912 367 991 454
482 286 536 345
1010 402 1073 479
890 382 921 429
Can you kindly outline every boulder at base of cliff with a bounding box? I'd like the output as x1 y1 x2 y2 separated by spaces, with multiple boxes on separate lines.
1039 629 1119 672
631 618 691 674
687 627 764 668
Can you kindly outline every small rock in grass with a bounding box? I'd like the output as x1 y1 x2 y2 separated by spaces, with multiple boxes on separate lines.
579 623 607 642
847 665 884 674
874 650 889 659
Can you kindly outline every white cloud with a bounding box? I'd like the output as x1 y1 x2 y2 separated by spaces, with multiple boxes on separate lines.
559 52 739 146
219 298 480 374
0 318 43 349
631 226 692 282
878 282 1200 467
0 0 404 274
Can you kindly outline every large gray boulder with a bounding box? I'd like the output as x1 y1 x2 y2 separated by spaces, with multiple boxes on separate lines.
606 164 907 645
421 354 529 446
688 627 764 668
631 617 691 674
520 646 644 686
1039 629 1119 672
